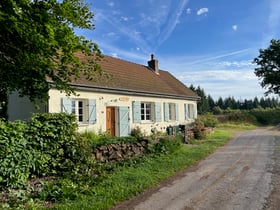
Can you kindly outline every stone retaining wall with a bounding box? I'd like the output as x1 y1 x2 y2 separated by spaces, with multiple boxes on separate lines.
94 139 149 162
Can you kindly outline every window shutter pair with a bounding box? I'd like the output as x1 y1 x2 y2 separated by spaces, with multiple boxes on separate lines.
132 101 162 123
61 98 96 124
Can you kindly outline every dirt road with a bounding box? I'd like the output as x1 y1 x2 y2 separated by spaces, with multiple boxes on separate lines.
113 128 280 210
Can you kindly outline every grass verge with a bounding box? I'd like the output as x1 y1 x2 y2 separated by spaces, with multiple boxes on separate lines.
49 125 244 210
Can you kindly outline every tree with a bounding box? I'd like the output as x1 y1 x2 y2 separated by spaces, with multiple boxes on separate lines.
254 39 280 96
0 0 102 103
207 94 215 111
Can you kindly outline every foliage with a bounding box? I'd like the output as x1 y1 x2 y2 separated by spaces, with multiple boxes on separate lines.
82 131 139 149
0 113 93 190
199 112 218 128
254 39 280 96
212 106 223 115
26 113 92 177
130 126 144 139
0 0 102 103
192 118 207 140
248 107 280 125
190 84 280 115
152 136 182 154
0 121 31 189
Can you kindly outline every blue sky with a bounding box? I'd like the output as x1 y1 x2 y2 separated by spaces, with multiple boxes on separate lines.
78 0 280 100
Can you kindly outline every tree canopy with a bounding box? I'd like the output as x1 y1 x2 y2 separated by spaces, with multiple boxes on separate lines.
0 0 102 102
254 39 280 96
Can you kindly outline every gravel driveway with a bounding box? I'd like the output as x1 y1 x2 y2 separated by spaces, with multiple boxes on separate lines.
112 128 280 210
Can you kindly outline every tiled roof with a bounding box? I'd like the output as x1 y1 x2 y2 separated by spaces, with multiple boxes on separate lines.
70 54 199 100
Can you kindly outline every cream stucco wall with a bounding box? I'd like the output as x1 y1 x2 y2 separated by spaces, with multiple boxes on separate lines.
48 88 197 135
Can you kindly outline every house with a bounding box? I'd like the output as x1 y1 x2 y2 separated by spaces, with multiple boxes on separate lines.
8 54 199 136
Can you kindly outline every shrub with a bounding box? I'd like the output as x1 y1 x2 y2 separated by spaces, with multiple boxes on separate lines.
0 121 32 189
199 113 218 128
192 119 207 140
212 106 223 115
26 113 92 177
152 136 182 154
248 107 280 125
0 113 94 190
130 126 144 139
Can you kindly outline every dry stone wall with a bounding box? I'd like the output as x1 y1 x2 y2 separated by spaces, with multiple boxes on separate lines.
94 139 149 162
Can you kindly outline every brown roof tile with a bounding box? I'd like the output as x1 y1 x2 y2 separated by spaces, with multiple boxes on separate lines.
70 54 199 100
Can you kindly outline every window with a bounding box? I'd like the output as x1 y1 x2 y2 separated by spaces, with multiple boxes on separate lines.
61 98 96 124
169 103 176 121
141 102 153 121
132 101 161 123
185 103 196 119
164 102 178 121
72 100 85 123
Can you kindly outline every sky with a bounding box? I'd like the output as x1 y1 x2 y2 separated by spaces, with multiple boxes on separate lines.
78 0 280 100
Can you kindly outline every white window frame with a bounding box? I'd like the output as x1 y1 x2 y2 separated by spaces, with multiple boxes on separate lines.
72 99 87 124
141 102 154 122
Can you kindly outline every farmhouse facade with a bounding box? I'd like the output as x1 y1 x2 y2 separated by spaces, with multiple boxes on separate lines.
8 54 199 136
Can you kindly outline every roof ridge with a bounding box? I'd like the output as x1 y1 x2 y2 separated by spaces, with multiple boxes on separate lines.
103 54 148 68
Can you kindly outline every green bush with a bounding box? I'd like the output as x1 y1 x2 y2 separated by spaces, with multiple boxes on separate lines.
0 121 33 189
192 119 207 140
0 113 93 190
26 113 91 177
152 136 182 154
248 107 280 125
199 113 218 128
130 126 144 139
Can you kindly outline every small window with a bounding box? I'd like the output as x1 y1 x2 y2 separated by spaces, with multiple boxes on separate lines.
141 102 154 121
169 103 176 121
72 100 86 123
188 104 194 119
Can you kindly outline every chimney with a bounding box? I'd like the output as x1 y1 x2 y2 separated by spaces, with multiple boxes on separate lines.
148 54 159 75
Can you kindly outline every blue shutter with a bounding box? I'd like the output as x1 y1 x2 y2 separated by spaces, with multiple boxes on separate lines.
61 97 72 114
88 99 96 124
185 104 189 120
175 104 179 121
119 106 130 137
155 102 162 122
194 104 198 119
164 102 169 122
132 101 141 123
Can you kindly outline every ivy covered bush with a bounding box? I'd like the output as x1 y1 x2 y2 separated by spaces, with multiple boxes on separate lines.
0 113 92 189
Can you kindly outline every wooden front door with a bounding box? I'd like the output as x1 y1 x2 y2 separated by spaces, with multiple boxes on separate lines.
106 107 115 136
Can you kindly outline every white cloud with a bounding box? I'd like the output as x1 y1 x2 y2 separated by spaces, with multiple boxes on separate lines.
157 0 190 47
197 8 209 16
186 8 191 14
121 16 129 21
108 2 114 7
111 53 118 58
176 69 264 99
232 25 238 31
